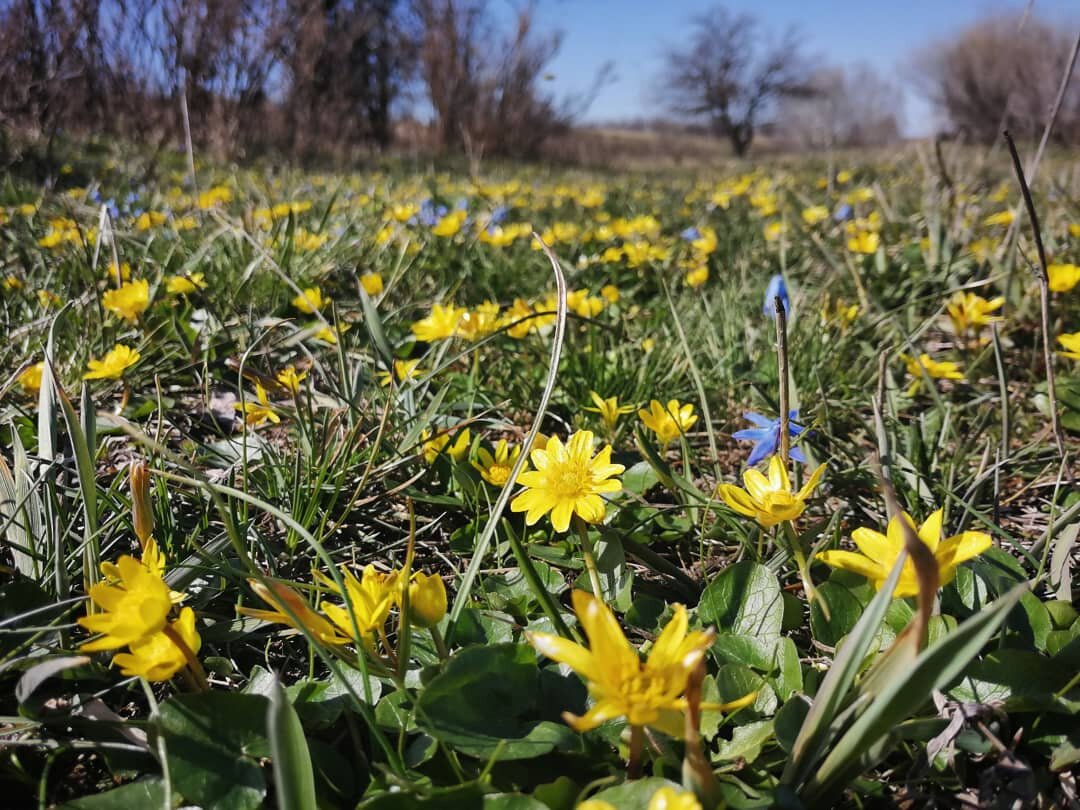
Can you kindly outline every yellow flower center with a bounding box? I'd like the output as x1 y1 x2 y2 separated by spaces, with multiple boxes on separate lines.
549 463 591 498
487 464 512 486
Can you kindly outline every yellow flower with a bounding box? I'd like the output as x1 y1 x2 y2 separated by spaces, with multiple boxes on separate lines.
584 391 635 433
902 353 963 395
129 461 154 547
648 786 703 810
502 298 537 339
642 337 655 354
235 383 280 427
600 284 620 303
820 298 859 330
421 426 471 464
407 572 447 628
527 590 715 733
685 264 709 288
982 210 1014 227
78 556 172 652
846 230 879 254
293 228 328 251
717 456 826 528
2 274 22 290
472 439 522 486
836 169 852 185
238 578 350 646
1048 263 1080 293
37 289 61 308
412 303 466 342
84 344 140 380
113 607 201 682
361 272 384 295
379 359 425 386
165 272 206 295
567 289 605 318
816 510 992 598
293 286 327 313
313 322 349 344
106 262 132 282
276 365 307 394
802 205 829 225
102 279 150 322
1058 332 1080 360
639 399 698 445
432 209 467 237
316 565 397 644
510 430 624 533
946 291 1004 336
18 362 44 395
457 301 502 341
763 221 787 242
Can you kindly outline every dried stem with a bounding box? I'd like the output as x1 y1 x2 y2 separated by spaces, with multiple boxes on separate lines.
1002 130 1065 460
775 295 791 466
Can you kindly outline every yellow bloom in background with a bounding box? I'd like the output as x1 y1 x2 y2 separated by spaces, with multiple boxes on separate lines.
642 337 656 354
421 427 471 464
292 286 327 313
648 786 703 810
113 607 201 682
816 510 991 598
639 399 698 445
946 291 1004 335
511 430 624 532
836 169 852 185
238 578 350 646
472 439 522 486
600 284 620 303
102 279 150 322
567 288 605 318
18 362 44 395
316 565 397 644
763 221 787 242
196 185 232 209
432 209 467 237
457 301 502 341
802 205 829 225
378 358 425 386
313 322 349 344
293 228 327 251
165 272 206 295
37 289 61 308
820 298 859 331
106 262 132 282
1058 332 1080 360
2 274 22 290
276 365 307 394
78 556 172 652
84 344 140 380
235 383 280 427
1068 223 1080 238
135 211 167 231
527 590 718 733
412 302 466 342
585 391 635 433
846 230 879 254
1048 263 1080 293
982 210 1014 227
685 264 709 288
502 298 536 338
902 352 963 395
717 456 826 528
966 238 998 263
407 572 447 628
361 272 384 295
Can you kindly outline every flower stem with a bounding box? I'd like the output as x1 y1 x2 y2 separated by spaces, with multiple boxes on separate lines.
627 724 644 780
783 521 829 621
430 625 449 660
573 517 604 600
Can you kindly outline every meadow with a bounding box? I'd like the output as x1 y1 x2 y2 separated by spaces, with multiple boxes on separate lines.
1 140 1079 809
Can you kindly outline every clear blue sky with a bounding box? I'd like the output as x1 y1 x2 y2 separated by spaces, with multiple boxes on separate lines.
505 0 1079 136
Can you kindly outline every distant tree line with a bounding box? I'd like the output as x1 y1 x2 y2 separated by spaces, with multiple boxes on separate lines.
0 1 1076 164
0 0 606 163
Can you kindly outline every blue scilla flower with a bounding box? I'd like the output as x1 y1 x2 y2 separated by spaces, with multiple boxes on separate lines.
733 410 806 466
489 205 508 225
833 203 853 222
764 274 790 318
680 226 701 241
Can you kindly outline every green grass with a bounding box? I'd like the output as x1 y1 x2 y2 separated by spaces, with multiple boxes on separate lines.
1 138 1079 808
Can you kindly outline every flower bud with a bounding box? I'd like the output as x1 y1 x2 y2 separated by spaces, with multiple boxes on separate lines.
407 572 447 628
129 461 153 548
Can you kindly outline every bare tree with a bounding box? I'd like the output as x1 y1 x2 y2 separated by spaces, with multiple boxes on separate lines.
656 4 811 156
776 63 902 150
912 12 1080 143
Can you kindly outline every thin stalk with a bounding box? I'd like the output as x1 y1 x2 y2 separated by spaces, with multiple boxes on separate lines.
574 517 605 601
775 295 791 465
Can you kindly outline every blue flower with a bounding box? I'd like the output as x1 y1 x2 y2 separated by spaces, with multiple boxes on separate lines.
764 274 790 318
489 205 508 225
833 203 853 222
680 226 701 241
732 410 806 466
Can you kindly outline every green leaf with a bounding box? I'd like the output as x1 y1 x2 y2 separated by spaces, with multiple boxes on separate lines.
415 643 577 759
58 779 167 809
157 692 269 810
586 778 684 810
621 460 660 495
716 719 774 763
699 561 784 638
267 673 317 810
809 579 871 647
803 584 1026 804
483 795 550 809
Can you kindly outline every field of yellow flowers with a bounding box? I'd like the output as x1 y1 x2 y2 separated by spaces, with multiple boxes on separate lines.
2 144 1080 808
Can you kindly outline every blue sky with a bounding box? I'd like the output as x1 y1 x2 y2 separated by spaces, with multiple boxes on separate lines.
506 0 1079 136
